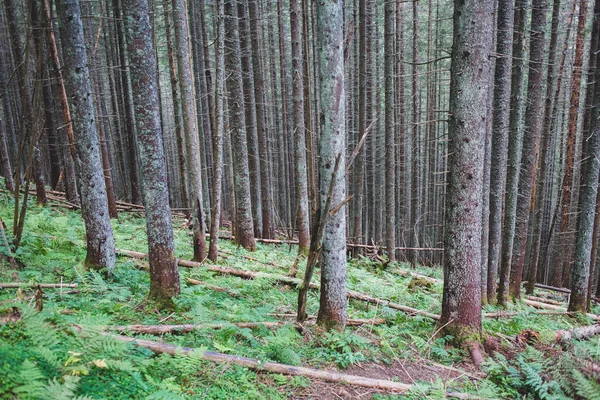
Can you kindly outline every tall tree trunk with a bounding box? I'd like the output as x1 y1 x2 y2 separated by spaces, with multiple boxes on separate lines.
209 0 225 262
113 0 140 204
384 0 396 261
554 0 589 287
172 0 208 261
315 0 347 332
487 0 515 304
497 0 528 305
568 0 600 313
409 0 421 267
439 0 494 342
164 0 190 212
238 0 263 237
248 0 274 239
224 0 256 251
507 0 548 300
124 0 180 306
56 0 116 272
527 0 565 295
291 0 310 254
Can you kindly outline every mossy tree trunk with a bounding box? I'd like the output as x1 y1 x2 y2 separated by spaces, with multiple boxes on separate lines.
123 0 180 305
172 0 208 262
439 0 494 342
315 0 347 332
224 0 256 251
56 0 116 272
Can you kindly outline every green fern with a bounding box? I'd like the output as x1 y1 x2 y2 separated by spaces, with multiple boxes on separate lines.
572 369 600 399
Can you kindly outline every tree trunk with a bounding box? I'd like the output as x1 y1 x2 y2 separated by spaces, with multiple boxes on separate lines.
496 0 528 305
568 0 600 313
209 0 225 262
248 0 274 239
172 0 208 261
315 0 347 332
384 0 396 262
554 0 589 287
487 0 515 304
439 0 494 342
507 0 548 300
124 0 180 306
291 0 310 254
56 0 116 272
224 0 256 251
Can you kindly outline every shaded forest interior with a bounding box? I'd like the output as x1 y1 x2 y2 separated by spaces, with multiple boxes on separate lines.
1 0 600 397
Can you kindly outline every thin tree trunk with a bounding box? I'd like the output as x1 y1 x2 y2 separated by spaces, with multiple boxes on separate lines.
497 0 528 305
209 0 225 262
248 0 274 239
172 0 208 261
554 0 589 287
384 0 396 261
487 0 515 304
568 0 600 312
290 0 310 254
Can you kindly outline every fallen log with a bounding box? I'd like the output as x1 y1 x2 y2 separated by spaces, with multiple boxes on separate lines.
187 278 240 297
524 299 600 321
522 281 571 294
109 318 388 335
102 333 473 397
525 295 563 306
0 283 78 289
117 249 439 320
205 234 443 252
555 324 600 342
219 249 280 268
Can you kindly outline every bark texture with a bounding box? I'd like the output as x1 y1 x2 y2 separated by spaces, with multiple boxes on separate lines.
56 0 116 272
487 0 515 302
439 0 494 341
568 0 600 313
224 0 256 251
124 0 180 304
508 0 548 300
315 0 347 332
172 0 208 261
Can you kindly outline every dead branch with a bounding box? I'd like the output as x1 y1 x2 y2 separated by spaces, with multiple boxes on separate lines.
0 283 78 288
187 278 241 297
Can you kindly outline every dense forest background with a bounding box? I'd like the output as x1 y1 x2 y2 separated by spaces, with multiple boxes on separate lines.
2 0 598 299
1 0 600 397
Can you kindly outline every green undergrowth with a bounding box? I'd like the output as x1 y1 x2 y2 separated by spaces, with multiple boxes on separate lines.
0 196 599 399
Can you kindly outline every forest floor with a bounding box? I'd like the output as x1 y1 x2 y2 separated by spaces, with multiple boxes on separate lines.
1 194 600 399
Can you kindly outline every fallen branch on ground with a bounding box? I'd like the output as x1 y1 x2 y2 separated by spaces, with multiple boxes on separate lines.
108 318 388 335
555 323 600 342
0 283 78 289
524 299 600 321
187 278 241 297
522 281 571 294
219 249 280 268
101 332 475 397
119 249 600 323
117 249 439 320
525 295 563 306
